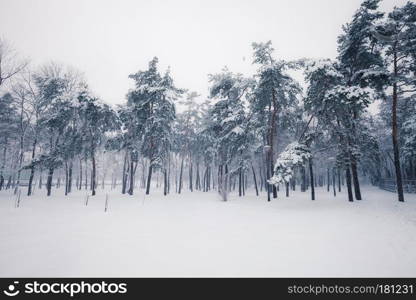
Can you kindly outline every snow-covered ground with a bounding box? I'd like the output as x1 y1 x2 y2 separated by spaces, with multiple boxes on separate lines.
0 185 415 277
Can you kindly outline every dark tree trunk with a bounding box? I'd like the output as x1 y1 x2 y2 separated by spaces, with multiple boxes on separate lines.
242 171 246 196
14 136 24 195
332 168 336 197
163 168 167 196
272 161 277 198
79 158 83 190
121 151 128 194
91 150 96 196
68 161 73 193
338 167 341 192
309 158 315 200
285 182 289 197
145 163 153 195
225 164 229 193
128 157 134 195
251 163 259 196
0 137 7 191
64 162 69 196
195 163 200 190
345 167 353 202
189 160 193 192
178 158 184 194
392 47 404 202
6 175 12 189
238 167 242 197
167 156 171 193
27 138 37 196
351 159 362 200
327 168 330 192
38 170 43 189
266 155 271 202
46 167 54 196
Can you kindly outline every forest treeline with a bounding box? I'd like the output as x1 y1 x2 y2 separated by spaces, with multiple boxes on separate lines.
0 0 415 202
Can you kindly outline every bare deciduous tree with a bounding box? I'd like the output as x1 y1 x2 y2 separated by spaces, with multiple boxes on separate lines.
0 38 28 87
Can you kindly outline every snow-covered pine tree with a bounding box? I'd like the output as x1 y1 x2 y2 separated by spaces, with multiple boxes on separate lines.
207 68 252 201
304 59 373 201
337 0 385 201
251 41 302 201
371 1 416 202
78 91 118 196
128 57 183 195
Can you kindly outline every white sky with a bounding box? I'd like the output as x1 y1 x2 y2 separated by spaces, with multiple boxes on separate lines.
0 0 407 105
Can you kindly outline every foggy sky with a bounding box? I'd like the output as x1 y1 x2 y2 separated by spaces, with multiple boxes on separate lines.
0 0 407 104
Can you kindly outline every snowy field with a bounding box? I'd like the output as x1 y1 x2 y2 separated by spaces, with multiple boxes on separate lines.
0 186 415 277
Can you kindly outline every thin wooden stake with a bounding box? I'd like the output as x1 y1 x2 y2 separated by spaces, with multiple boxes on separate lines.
16 190 21 208
104 194 109 212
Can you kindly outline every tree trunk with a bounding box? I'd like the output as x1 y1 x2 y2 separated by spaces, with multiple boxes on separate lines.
251 163 259 196
163 168 167 196
338 167 341 192
272 161 277 198
309 158 315 200
178 157 184 194
238 167 242 197
327 168 330 192
68 161 73 193
345 167 353 202
79 158 83 190
38 170 43 189
285 182 289 197
46 167 54 196
203 167 207 192
27 138 37 196
0 137 8 190
167 155 171 193
266 154 271 202
128 154 134 195
243 171 246 196
122 151 128 194
14 135 24 195
145 163 153 195
6 175 12 190
64 161 69 196
351 158 362 200
392 47 404 202
189 159 193 192
195 163 200 190
91 150 96 196
220 164 229 201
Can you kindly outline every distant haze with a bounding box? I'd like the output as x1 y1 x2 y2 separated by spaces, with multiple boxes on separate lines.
0 0 407 104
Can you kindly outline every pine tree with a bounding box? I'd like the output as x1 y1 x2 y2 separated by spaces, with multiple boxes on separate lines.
207 69 252 201
371 1 416 201
128 57 183 195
